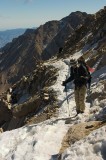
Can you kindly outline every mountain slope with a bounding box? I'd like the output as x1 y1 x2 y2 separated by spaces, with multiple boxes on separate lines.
0 12 92 93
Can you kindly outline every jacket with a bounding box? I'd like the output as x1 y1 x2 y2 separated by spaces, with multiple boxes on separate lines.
63 64 90 88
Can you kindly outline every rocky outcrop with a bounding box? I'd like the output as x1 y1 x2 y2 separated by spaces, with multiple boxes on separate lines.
0 100 12 127
59 121 106 155
0 62 58 131
87 80 106 103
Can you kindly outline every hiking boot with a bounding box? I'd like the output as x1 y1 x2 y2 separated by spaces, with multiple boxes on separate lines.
80 111 84 114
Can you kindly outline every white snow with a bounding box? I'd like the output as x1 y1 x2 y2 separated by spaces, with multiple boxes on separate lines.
0 121 69 160
0 55 106 160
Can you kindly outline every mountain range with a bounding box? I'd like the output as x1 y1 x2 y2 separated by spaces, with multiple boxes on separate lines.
0 28 27 48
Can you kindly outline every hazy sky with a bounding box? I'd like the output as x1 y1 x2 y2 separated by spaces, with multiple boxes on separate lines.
0 0 105 30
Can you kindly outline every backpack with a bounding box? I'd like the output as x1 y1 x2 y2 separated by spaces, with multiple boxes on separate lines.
70 63 92 89
87 65 95 73
82 63 92 89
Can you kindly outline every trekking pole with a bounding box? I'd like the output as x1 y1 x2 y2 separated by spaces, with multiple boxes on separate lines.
65 84 70 117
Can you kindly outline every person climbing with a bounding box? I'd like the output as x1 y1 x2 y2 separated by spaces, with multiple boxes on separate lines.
57 47 63 57
59 47 63 54
62 58 90 114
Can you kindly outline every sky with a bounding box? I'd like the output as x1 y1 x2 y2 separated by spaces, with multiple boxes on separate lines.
0 47 106 159
0 0 106 30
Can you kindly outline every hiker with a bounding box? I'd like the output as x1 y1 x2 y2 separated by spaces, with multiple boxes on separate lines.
59 47 63 53
57 47 63 57
62 58 90 114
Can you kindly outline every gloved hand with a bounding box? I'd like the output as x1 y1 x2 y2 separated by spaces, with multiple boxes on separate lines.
62 81 66 86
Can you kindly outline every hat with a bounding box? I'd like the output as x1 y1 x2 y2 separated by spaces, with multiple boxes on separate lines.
70 59 77 66
78 56 85 62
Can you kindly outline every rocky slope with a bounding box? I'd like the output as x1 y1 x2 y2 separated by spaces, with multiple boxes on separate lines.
0 12 93 93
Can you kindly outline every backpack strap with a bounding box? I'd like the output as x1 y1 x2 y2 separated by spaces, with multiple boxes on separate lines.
82 64 92 89
82 64 90 76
